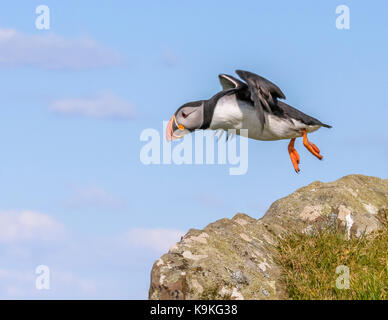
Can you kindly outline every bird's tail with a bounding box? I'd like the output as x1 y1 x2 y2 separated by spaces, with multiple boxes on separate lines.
322 123 332 128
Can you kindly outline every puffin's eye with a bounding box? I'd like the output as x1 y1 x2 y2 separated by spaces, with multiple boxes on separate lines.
182 111 188 119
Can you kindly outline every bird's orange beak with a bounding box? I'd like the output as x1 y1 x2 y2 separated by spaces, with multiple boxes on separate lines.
166 115 185 141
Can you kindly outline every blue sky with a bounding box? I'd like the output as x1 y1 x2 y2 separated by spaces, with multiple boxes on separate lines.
0 0 387 299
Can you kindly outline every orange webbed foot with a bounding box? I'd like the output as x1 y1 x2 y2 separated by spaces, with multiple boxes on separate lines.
288 138 300 173
302 130 323 160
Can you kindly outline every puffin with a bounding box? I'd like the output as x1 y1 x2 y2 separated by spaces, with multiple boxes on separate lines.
166 70 331 172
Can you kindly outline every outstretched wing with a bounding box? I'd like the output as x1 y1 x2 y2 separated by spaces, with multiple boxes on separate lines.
235 70 286 125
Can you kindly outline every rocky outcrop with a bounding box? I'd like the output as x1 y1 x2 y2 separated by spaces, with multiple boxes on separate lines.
149 175 388 300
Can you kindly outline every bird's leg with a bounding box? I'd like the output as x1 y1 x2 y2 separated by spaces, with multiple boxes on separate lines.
302 129 323 160
288 138 300 173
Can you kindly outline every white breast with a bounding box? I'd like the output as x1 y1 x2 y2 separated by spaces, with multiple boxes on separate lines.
209 94 320 141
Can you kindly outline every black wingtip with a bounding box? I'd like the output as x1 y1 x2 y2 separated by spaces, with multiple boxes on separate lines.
235 69 246 77
278 92 286 100
322 124 332 128
218 73 235 81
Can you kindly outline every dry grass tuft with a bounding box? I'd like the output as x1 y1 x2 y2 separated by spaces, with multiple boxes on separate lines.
276 212 388 300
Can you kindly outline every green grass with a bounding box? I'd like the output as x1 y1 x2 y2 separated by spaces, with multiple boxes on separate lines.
276 213 388 300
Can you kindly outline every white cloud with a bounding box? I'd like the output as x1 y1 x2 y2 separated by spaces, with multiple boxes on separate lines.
0 268 98 299
0 268 35 298
65 184 127 210
120 228 185 252
0 210 65 243
0 207 183 298
0 28 121 69
50 92 135 119
54 270 98 297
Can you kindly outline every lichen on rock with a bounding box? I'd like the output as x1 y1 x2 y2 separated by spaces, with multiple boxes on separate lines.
149 175 388 300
